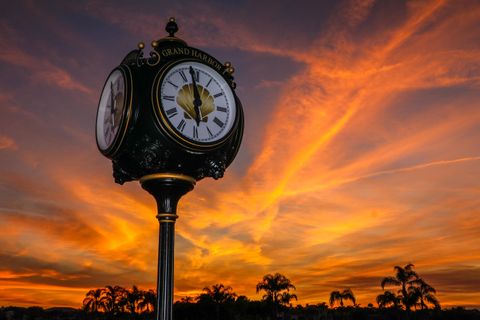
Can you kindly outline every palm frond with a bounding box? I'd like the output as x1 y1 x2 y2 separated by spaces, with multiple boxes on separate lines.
381 276 400 289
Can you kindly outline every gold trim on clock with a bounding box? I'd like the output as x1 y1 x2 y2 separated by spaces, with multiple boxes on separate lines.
139 173 196 185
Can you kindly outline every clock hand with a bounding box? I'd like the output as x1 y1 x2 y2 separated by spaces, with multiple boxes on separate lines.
189 66 202 126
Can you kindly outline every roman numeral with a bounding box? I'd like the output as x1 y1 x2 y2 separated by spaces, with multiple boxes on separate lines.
193 125 198 139
163 95 175 101
213 117 224 128
207 126 213 137
167 81 178 89
213 92 224 98
165 108 178 118
179 70 188 82
217 106 227 113
177 119 186 132
206 78 213 88
193 69 199 82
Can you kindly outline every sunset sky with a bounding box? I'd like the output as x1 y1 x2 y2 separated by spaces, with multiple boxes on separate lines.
1 0 480 309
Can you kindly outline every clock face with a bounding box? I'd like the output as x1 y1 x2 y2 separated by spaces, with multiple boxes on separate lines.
96 68 130 154
155 61 236 147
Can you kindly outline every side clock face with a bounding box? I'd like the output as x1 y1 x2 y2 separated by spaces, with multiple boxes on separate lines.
96 67 132 156
153 61 237 149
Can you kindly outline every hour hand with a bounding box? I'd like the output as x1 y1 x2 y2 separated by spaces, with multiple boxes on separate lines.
189 66 202 125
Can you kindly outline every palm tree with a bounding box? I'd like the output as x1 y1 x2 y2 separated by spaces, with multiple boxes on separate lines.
120 285 143 317
256 273 297 319
329 289 356 307
83 288 104 317
376 290 400 308
280 292 298 306
198 284 237 320
201 283 237 304
100 285 125 317
381 263 419 311
138 289 156 314
409 278 440 310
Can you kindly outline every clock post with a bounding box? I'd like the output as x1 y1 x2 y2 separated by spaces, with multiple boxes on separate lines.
95 18 244 320
140 174 195 320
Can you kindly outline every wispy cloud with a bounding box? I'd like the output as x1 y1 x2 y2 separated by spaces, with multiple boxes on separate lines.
0 21 92 94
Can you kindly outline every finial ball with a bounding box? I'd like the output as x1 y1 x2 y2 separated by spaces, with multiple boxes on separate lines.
152 40 159 48
138 42 145 49
224 61 232 68
166 17 179 37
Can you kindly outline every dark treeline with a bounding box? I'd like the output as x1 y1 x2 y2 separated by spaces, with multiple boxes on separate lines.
1 265 480 320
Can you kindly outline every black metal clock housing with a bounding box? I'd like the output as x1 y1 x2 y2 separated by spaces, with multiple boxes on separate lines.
95 18 244 184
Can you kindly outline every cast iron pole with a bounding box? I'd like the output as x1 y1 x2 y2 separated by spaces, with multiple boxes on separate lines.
140 173 195 320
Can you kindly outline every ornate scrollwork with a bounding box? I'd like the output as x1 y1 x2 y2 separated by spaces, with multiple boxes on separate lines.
146 51 161 67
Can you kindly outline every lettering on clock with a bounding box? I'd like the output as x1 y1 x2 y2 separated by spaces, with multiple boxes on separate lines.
217 106 227 113
206 78 213 88
213 92 224 98
213 117 224 128
159 48 223 72
179 70 188 82
177 119 186 132
163 95 175 101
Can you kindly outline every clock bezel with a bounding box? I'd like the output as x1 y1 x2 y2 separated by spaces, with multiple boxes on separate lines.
95 65 134 157
151 59 238 151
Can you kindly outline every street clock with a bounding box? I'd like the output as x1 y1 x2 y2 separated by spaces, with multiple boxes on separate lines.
95 18 244 320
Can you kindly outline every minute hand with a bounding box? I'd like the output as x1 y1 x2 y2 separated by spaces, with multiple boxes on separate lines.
189 66 202 125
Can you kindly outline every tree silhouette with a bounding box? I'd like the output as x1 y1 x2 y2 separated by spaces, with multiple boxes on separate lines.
409 278 440 310
120 285 142 317
381 263 419 311
100 285 125 317
83 288 104 317
197 283 237 320
201 283 237 304
179 296 195 303
376 290 400 308
329 289 356 307
256 273 297 319
138 289 156 314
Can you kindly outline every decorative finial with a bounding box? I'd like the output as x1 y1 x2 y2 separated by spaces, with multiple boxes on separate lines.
151 40 159 48
138 42 145 49
224 62 235 75
166 17 179 37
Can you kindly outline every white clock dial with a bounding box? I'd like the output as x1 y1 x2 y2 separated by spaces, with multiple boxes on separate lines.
96 69 126 151
159 61 236 144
